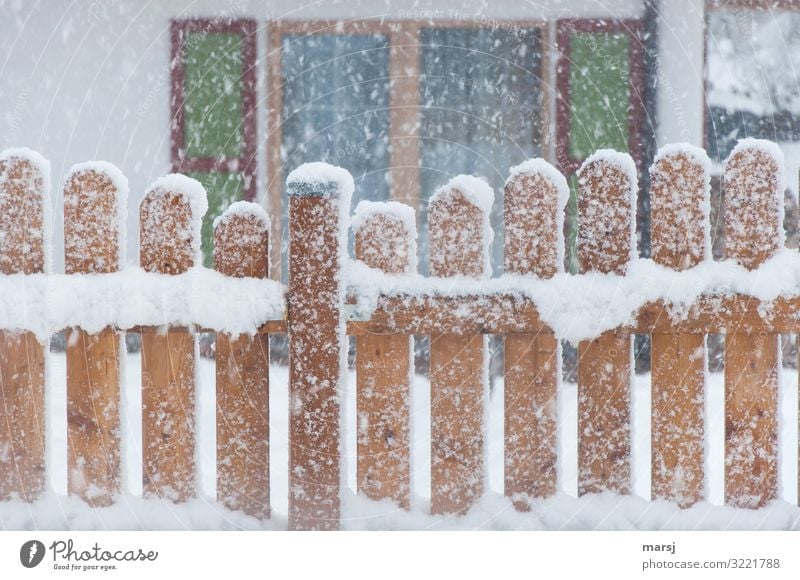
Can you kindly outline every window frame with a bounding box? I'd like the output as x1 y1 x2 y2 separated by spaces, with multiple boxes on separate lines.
555 18 646 176
170 18 258 201
266 19 549 278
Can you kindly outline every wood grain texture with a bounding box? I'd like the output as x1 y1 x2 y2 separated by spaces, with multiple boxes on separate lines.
576 156 635 495
0 153 46 501
649 149 708 507
140 184 199 501
428 186 489 515
650 333 704 506
140 327 196 500
287 194 342 530
355 211 414 508
723 142 781 508
503 169 561 505
215 211 270 519
0 332 45 502
64 167 122 506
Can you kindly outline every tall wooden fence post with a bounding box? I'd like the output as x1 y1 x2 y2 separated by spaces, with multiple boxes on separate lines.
649 145 709 507
139 174 207 501
576 151 637 496
214 202 271 519
353 201 416 508
0 148 48 502
286 163 352 530
503 160 566 506
64 162 127 506
723 139 783 508
428 175 492 515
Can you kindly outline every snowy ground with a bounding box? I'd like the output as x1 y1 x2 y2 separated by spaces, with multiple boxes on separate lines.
1 352 799 530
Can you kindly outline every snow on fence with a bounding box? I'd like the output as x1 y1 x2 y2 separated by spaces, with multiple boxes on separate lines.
0 139 794 529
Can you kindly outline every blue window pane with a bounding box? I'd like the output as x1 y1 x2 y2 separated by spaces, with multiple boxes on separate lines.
419 27 542 274
281 34 391 276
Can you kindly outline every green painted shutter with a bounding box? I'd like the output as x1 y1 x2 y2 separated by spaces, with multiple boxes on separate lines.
561 27 638 272
181 30 250 266
567 32 631 159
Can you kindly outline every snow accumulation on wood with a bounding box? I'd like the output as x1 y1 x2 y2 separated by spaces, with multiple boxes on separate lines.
0 147 52 273
578 149 638 265
6 251 800 344
429 174 494 277
287 161 354 201
0 267 284 341
505 158 569 274
346 248 800 344
351 200 418 275
724 137 786 252
213 199 270 231
351 200 417 240
507 158 570 211
650 143 712 265
142 173 208 267
64 161 129 270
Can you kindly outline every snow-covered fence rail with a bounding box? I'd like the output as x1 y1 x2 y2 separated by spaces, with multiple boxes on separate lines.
0 139 794 529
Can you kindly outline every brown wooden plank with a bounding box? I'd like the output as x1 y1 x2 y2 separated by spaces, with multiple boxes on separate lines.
503 162 565 505
140 176 206 501
577 331 631 495
64 164 125 506
354 205 415 508
723 140 782 508
347 293 800 337
576 152 636 495
0 150 47 502
0 332 45 502
214 205 270 519
649 146 709 507
286 167 349 530
428 177 491 515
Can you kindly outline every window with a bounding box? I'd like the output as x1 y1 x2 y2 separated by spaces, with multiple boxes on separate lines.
278 31 391 275
268 21 546 277
705 7 800 162
556 19 645 270
170 19 257 266
418 27 542 274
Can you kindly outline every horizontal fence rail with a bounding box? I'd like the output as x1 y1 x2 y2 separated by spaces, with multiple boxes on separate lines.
0 139 797 528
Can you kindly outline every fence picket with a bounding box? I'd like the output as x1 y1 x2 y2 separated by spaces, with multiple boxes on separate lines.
649 146 709 507
286 164 351 530
723 140 783 508
64 163 126 506
354 203 415 508
428 176 492 515
214 203 270 519
139 175 206 501
576 151 637 495
0 150 47 502
503 161 565 505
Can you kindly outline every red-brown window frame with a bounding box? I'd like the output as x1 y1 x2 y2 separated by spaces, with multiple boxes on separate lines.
170 18 258 201
555 19 646 175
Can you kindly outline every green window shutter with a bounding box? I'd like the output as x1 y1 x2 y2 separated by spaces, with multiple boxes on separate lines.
557 22 642 273
173 20 256 268
183 33 245 159
567 32 631 160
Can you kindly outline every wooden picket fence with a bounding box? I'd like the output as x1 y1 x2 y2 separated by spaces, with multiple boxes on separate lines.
0 140 794 530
